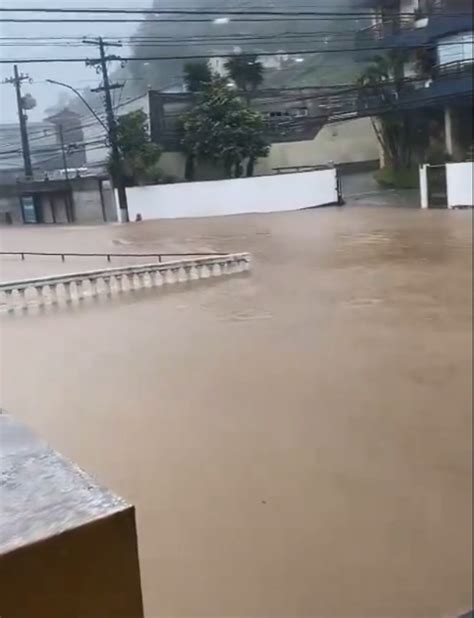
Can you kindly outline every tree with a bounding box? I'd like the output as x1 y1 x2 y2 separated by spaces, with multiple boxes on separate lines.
183 61 213 93
357 50 430 170
180 78 270 179
108 110 162 186
224 53 264 96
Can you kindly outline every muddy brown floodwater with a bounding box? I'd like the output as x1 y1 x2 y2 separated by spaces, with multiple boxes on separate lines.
0 205 472 618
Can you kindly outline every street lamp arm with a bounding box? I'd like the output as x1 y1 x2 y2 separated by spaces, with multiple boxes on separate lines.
46 79 108 132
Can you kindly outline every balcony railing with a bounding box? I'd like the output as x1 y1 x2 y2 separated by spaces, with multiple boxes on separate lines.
421 0 473 14
360 15 417 40
433 58 474 77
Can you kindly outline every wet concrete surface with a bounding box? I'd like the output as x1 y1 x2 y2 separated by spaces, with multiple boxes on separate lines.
0 201 472 617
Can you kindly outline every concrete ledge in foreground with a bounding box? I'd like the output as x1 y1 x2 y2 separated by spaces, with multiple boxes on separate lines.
0 413 144 618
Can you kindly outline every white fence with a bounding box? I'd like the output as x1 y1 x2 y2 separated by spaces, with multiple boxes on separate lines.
446 162 473 208
420 162 474 209
122 168 339 221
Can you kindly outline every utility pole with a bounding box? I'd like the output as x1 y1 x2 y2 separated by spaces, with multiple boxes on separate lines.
84 37 129 222
4 65 33 179
59 124 74 223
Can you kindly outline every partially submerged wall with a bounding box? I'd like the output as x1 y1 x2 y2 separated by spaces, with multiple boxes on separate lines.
123 168 339 222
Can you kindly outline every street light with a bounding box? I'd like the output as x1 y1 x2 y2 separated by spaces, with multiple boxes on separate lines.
45 79 108 131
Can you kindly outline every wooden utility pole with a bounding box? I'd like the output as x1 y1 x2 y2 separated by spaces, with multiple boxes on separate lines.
3 65 33 178
84 37 129 222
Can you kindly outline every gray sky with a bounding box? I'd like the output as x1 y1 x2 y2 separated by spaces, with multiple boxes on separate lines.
0 0 143 125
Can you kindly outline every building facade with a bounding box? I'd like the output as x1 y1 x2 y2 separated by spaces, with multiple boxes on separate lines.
0 176 117 225
357 0 473 161
148 88 380 180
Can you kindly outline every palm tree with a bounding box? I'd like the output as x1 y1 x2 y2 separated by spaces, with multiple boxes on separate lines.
183 61 213 93
357 50 419 170
224 53 264 96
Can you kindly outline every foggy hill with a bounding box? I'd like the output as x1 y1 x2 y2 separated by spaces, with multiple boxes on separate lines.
121 0 371 95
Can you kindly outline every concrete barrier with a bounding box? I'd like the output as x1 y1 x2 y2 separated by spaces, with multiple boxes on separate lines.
0 253 251 312
0 413 144 617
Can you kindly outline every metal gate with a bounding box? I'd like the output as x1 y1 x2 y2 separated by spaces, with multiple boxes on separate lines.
427 164 448 208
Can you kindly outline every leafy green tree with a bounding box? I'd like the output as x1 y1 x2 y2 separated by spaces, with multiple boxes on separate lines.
183 61 213 92
180 78 269 179
224 53 264 96
357 50 429 170
108 110 162 186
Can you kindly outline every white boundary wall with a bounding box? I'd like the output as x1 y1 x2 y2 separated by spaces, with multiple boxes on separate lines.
446 162 473 208
122 169 338 221
420 162 473 209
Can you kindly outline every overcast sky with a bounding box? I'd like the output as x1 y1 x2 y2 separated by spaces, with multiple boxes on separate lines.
1 0 366 125
0 0 143 125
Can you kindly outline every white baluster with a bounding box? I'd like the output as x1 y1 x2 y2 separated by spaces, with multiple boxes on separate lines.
3 289 13 310
32 285 42 306
101 277 108 294
118 274 127 293
142 272 151 288
121 274 130 292
1 290 12 310
131 273 140 290
212 263 222 277
222 261 231 275
75 280 83 301
73 281 82 301
164 269 175 284
49 283 58 304
40 283 51 305
189 264 199 280
111 275 119 294
178 267 188 282
154 270 164 287
26 286 36 306
81 278 90 298
63 282 72 303
200 264 211 279
17 288 27 308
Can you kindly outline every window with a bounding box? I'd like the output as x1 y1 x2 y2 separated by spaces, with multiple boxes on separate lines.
291 107 308 118
437 31 474 66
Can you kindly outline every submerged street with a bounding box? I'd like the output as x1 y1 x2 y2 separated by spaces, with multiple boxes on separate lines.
0 202 472 617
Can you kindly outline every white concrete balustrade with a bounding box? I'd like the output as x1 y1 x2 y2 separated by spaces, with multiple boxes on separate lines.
0 253 251 312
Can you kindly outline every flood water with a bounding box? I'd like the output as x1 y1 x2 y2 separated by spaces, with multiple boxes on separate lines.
0 204 472 617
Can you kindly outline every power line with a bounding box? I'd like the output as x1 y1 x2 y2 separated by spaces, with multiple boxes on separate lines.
1 39 473 64
0 91 148 152
0 6 471 16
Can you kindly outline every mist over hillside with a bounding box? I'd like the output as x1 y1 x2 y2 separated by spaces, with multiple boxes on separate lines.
120 0 371 95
